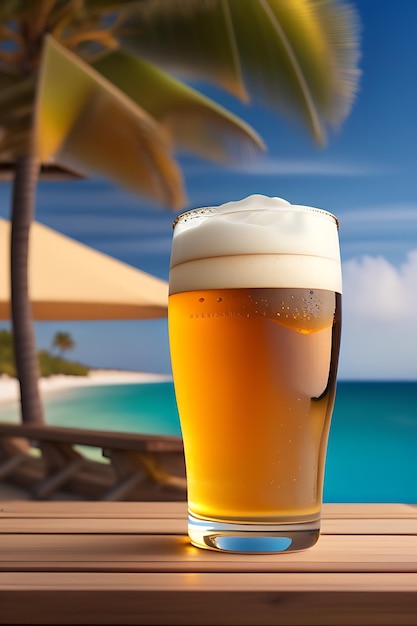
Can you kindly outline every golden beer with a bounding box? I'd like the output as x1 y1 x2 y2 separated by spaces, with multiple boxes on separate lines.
168 195 342 552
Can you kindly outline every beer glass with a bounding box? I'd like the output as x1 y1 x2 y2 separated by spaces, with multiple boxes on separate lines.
168 195 341 553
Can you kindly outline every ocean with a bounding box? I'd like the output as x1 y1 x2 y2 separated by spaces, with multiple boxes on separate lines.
1 381 416 503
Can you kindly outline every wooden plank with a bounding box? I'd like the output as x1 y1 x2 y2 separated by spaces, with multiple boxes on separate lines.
2 503 417 537
1 515 417 536
0 501 187 518
1 572 417 625
0 517 187 534
2 534 417 573
322 503 417 519
322 517 417 535
1 502 417 624
1 501 416 519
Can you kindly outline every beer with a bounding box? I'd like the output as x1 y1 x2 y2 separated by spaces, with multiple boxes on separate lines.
169 286 340 521
168 195 342 552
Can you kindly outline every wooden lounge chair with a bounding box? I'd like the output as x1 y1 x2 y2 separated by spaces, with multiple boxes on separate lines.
0 422 186 501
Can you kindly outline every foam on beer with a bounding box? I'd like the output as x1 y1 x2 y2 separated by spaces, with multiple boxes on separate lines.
169 194 342 294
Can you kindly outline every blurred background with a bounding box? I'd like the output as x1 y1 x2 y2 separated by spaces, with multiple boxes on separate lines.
2 0 415 381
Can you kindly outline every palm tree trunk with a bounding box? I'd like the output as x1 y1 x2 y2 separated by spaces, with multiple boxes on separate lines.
11 153 45 424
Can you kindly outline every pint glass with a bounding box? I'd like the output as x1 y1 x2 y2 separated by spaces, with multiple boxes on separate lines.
168 195 342 553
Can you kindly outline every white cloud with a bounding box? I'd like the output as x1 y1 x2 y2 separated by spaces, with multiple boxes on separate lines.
340 204 417 238
339 251 417 379
341 238 409 260
339 203 417 263
343 251 417 321
185 156 379 177
236 157 380 176
342 204 417 224
343 256 404 320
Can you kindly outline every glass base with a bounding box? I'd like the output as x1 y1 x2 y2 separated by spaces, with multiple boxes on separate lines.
188 513 320 553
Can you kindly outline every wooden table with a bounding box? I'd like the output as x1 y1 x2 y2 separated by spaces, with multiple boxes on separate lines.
1 502 417 625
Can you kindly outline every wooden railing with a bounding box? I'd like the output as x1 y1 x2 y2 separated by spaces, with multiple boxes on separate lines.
0 422 186 501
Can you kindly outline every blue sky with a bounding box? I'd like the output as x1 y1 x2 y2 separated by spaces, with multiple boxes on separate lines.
1 0 417 380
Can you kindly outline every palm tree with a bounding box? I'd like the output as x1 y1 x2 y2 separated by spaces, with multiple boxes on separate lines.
52 331 75 358
0 0 360 425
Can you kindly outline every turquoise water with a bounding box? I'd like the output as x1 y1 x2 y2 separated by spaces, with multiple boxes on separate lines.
325 382 417 503
2 381 417 503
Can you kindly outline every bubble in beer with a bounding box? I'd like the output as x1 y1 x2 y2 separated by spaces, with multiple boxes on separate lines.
247 288 335 334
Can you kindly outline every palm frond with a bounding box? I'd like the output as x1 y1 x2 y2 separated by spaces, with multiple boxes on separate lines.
94 49 265 163
35 36 185 208
119 0 361 144
119 0 247 100
227 0 361 142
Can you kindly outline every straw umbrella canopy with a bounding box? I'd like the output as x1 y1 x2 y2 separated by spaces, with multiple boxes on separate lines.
0 218 168 321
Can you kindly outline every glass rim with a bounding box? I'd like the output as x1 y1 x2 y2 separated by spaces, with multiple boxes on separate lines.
173 204 339 230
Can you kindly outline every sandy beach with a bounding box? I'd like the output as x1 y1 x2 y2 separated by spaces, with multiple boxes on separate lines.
0 370 172 406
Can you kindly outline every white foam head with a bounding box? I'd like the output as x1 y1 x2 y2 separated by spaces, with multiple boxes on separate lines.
169 194 342 294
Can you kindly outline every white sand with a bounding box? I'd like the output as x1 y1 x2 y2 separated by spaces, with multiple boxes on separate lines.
0 370 172 405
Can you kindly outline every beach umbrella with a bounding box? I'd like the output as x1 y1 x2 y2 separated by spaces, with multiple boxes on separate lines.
0 218 168 321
